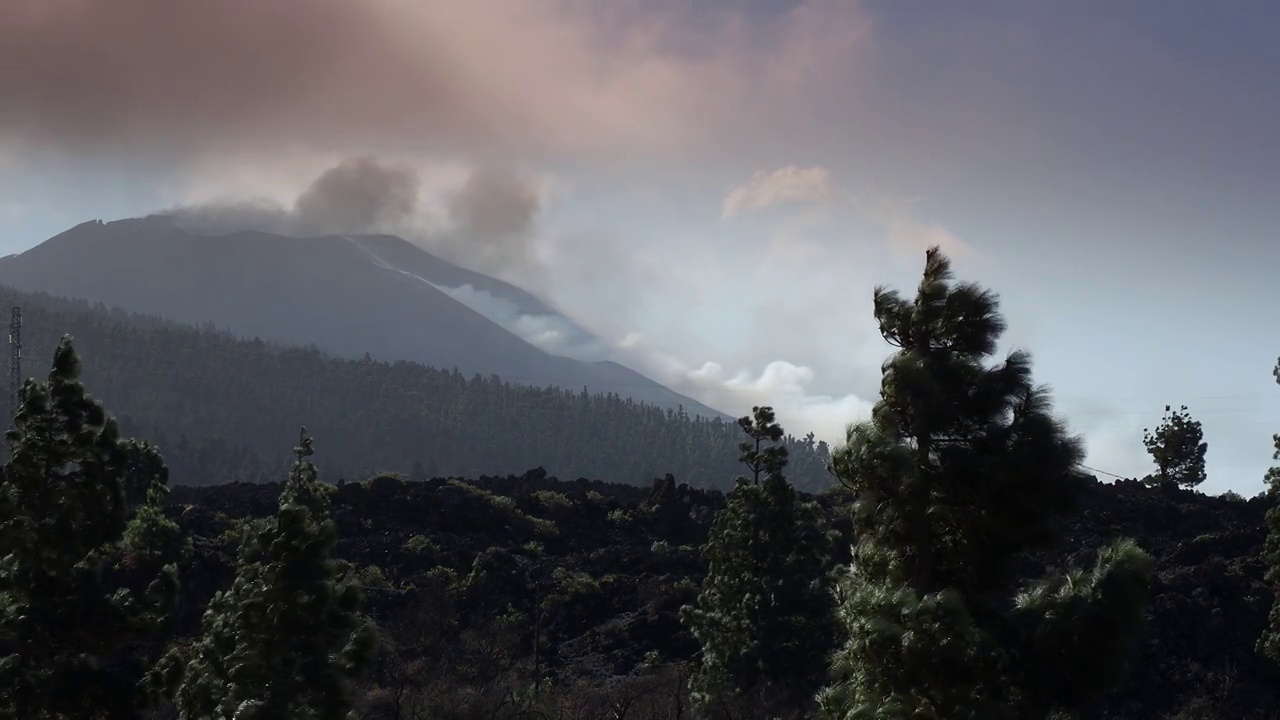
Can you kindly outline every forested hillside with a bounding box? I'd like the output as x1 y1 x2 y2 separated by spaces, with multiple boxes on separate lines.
0 285 834 491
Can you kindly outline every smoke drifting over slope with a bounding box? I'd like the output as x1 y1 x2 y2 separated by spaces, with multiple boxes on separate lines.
4 0 956 457
170 157 545 280
430 283 611 364
171 157 420 237
165 155 882 442
3 0 889 446
446 168 544 277
293 158 420 236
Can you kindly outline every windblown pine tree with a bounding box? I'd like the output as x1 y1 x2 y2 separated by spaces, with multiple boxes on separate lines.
819 248 1153 720
680 406 836 710
1257 359 1280 660
1142 404 1208 488
166 430 376 720
0 337 180 720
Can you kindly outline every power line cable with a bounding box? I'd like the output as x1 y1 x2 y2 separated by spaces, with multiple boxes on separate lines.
1079 463 1133 481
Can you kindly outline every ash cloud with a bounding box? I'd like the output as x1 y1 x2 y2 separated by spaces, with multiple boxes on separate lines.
170 156 421 238
168 199 294 237
440 167 544 277
448 168 540 243
293 157 420 236
0 0 873 165
0 0 477 157
170 156 546 283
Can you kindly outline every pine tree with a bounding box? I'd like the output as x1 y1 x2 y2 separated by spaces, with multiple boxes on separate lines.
165 429 377 720
1257 359 1280 660
0 337 180 720
819 248 1152 719
680 406 837 709
1142 404 1208 488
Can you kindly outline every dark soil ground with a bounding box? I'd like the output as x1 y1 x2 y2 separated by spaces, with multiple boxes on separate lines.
165 471 1280 719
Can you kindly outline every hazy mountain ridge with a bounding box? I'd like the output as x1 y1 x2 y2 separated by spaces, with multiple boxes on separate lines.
0 215 726 420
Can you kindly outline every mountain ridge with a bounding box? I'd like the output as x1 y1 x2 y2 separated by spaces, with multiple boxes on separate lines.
0 215 727 420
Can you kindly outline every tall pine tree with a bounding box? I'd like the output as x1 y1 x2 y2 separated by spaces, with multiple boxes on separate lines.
1141 404 1208 488
165 429 376 720
680 406 837 711
1257 359 1280 661
0 337 179 720
820 248 1152 719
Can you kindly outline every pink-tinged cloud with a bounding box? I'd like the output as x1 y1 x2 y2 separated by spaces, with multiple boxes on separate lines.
0 0 873 165
722 165 839 219
853 195 975 261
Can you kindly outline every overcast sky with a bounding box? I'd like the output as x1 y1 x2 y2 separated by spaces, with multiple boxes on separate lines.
2 0 1278 495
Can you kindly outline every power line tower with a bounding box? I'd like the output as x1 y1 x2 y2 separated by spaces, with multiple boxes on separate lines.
8 306 19 426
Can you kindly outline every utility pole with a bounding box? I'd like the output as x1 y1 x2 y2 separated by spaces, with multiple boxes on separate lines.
8 306 19 426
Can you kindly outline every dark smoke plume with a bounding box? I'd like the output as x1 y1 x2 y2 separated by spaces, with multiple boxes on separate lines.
443 167 543 275
168 156 546 284
170 156 420 237
293 157 420 236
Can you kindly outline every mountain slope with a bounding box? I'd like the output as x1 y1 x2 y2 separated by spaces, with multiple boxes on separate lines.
348 233 576 320
0 216 725 419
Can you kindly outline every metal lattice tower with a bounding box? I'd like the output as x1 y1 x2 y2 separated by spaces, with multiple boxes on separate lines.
8 306 19 425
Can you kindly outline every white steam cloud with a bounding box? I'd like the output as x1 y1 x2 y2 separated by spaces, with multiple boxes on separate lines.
430 283 611 363
425 283 880 440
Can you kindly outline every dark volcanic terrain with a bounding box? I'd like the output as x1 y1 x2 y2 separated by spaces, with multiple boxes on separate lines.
166 471 1277 720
